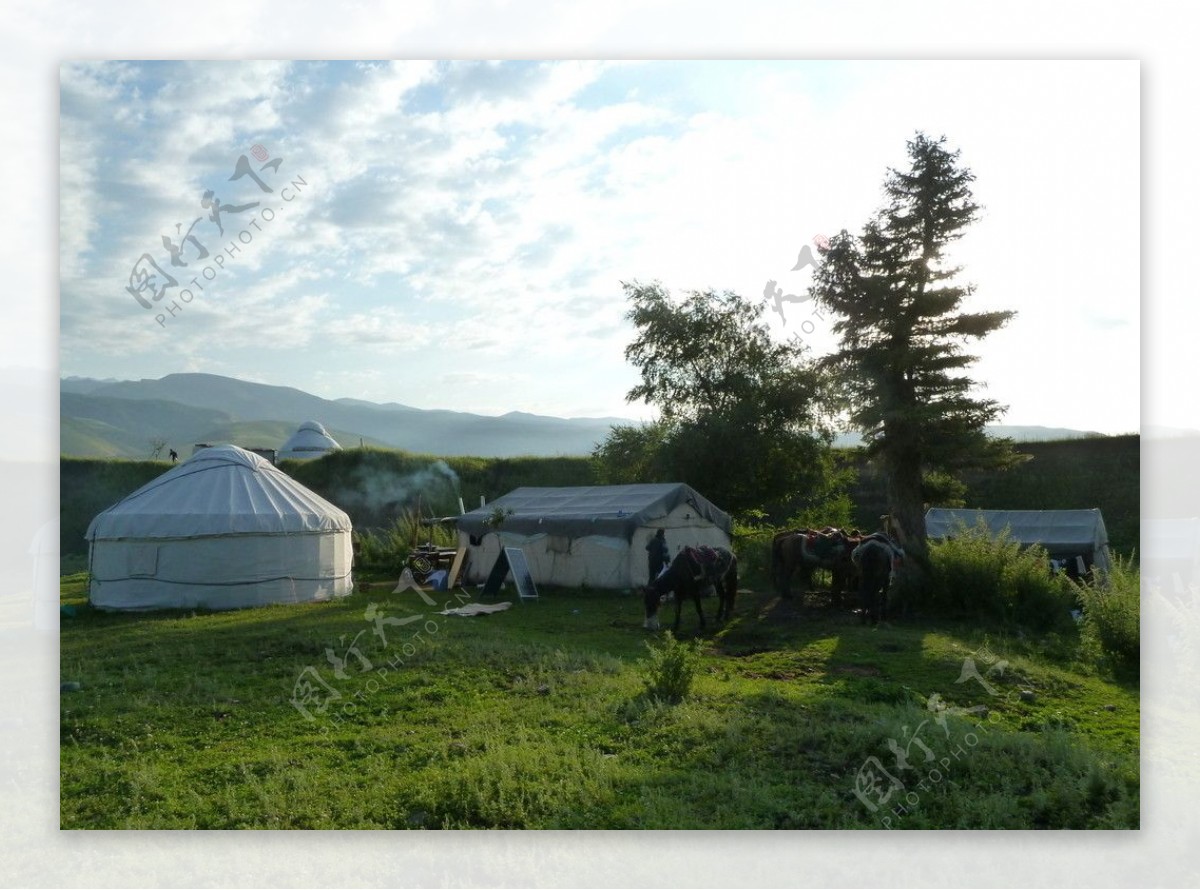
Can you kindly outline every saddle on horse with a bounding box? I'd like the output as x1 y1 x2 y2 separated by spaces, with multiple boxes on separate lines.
684 546 731 588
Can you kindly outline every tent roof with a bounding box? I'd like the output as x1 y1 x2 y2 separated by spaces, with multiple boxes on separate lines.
86 444 351 540
456 483 731 540
924 508 1109 553
281 420 341 456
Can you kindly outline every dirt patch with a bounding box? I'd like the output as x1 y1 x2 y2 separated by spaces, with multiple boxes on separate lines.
722 646 774 658
829 664 882 677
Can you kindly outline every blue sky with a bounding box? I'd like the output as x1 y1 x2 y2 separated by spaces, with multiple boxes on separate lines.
59 60 1139 433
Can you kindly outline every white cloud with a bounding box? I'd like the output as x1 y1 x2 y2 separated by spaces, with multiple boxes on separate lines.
60 60 1139 433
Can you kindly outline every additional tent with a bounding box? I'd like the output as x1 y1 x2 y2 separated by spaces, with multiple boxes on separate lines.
924 507 1112 573
86 445 353 610
456 484 732 589
279 420 342 461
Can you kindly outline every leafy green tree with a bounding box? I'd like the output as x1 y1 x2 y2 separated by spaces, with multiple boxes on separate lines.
595 281 841 519
592 420 673 486
811 133 1023 553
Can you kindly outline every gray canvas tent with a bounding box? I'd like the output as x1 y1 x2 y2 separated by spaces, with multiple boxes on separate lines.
456 484 732 589
924 507 1112 573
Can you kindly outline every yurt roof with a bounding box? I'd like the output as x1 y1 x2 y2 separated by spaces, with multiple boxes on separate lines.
86 444 351 540
281 419 341 456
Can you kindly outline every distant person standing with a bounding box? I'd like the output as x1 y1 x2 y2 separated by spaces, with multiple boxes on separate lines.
646 528 669 581
169 449 178 463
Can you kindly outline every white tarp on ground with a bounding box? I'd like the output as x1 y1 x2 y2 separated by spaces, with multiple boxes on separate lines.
456 484 732 590
86 445 353 610
924 507 1112 573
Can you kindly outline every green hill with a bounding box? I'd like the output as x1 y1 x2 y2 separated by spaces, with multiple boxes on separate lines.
60 416 141 459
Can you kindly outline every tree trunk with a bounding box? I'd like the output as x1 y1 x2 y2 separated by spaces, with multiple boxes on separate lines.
885 445 927 557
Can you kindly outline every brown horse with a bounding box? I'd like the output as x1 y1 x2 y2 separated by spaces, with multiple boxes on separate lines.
772 527 860 605
643 546 738 633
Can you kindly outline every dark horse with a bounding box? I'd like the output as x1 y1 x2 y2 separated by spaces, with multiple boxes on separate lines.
643 546 738 632
851 534 904 625
771 527 860 605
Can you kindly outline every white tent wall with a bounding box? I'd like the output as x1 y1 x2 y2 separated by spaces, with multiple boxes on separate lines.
459 502 731 590
89 530 352 611
461 531 631 589
629 504 733 587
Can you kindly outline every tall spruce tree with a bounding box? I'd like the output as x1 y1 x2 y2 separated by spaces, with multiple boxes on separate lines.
811 133 1021 554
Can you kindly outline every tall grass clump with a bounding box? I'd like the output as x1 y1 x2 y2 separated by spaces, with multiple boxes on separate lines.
353 509 456 573
639 631 703 703
1078 553 1140 674
921 520 1077 631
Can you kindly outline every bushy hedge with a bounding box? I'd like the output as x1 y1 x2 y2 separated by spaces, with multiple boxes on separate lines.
911 522 1079 632
1077 554 1140 673
353 510 458 574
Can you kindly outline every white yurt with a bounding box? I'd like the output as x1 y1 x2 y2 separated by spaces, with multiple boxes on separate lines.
86 445 353 610
279 420 342 461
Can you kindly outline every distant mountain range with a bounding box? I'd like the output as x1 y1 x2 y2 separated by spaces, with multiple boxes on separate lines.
59 372 1106 459
60 373 629 459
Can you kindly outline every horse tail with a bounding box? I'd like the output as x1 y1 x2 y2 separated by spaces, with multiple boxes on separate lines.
770 532 788 589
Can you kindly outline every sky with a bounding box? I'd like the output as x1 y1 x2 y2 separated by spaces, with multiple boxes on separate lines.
58 59 1140 434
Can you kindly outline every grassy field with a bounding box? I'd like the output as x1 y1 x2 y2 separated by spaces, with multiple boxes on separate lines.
59 573 1139 830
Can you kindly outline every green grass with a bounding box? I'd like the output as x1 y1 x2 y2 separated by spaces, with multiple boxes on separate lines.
59 572 1138 829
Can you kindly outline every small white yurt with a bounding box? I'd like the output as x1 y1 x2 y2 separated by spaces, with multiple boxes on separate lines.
86 445 353 610
279 420 342 461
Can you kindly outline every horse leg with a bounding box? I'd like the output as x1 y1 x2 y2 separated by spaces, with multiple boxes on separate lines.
720 573 736 622
858 573 873 625
694 594 706 631
869 575 885 625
